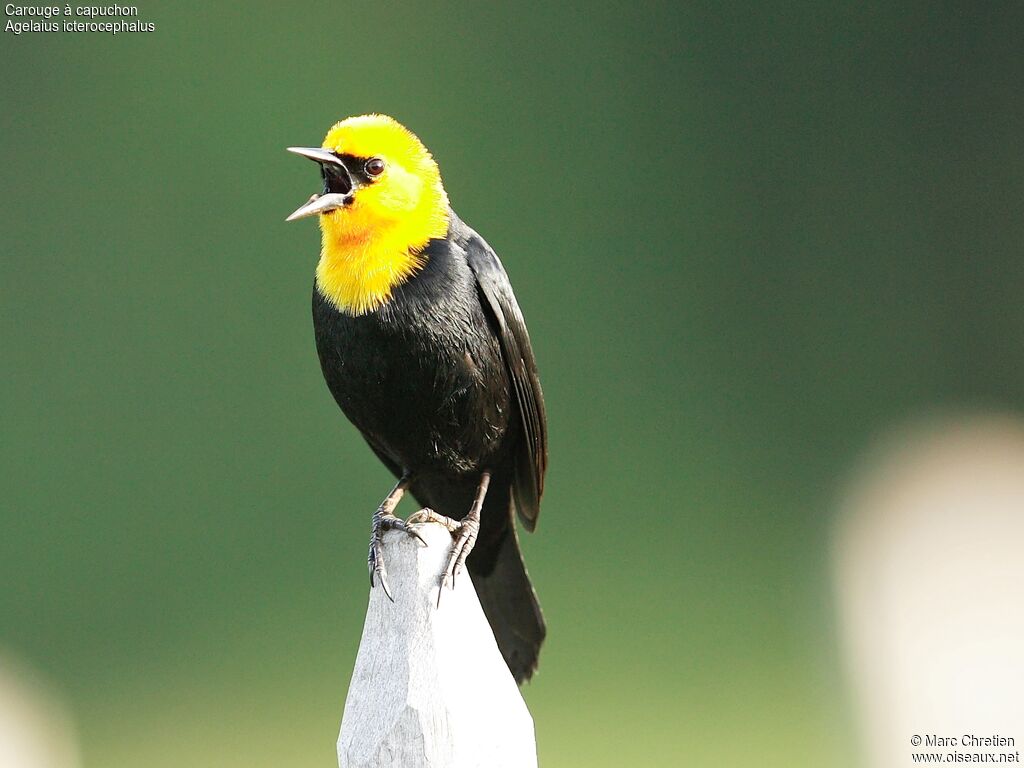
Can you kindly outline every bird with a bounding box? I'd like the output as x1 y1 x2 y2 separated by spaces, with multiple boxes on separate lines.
285 114 547 683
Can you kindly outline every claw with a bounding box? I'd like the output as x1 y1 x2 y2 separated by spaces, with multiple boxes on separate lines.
368 540 394 601
407 527 428 547
434 512 480 607
367 511 421 601
378 568 394 602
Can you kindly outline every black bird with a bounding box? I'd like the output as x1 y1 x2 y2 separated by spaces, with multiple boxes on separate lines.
286 114 547 682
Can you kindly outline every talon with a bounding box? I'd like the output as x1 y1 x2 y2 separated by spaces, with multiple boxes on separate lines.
367 507 421 600
368 536 395 600
391 515 429 546
436 512 480 604
437 573 451 608
378 568 394 601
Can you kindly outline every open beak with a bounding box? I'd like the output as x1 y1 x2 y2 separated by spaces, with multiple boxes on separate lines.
287 146 346 166
285 147 353 222
285 192 351 222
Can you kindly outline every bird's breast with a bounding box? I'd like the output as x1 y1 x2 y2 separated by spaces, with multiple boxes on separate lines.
312 272 512 476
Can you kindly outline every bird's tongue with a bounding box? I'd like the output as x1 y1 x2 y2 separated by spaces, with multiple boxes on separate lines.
323 163 353 196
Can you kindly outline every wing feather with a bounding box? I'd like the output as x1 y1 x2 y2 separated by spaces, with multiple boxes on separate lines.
463 231 547 530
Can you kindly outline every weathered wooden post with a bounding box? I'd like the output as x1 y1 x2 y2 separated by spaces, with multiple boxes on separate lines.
338 521 538 768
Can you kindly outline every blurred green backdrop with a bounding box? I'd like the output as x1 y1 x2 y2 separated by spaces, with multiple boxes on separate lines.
3 2 1024 766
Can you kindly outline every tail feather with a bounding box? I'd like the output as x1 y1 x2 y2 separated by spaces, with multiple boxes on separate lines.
470 523 546 684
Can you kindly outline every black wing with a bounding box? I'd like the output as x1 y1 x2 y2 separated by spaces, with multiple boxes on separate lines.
463 228 547 531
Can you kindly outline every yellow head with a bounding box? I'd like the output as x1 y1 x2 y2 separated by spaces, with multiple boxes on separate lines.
286 115 450 315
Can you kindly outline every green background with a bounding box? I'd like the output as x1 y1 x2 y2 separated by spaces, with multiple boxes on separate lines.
3 3 1023 766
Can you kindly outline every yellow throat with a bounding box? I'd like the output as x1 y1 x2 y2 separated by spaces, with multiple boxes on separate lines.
314 115 450 316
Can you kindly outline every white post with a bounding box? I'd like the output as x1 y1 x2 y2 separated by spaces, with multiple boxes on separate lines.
338 522 538 768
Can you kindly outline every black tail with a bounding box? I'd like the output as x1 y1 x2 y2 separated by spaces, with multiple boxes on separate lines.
470 519 546 683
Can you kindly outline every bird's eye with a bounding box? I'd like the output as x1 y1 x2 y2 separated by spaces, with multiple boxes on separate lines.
365 157 386 177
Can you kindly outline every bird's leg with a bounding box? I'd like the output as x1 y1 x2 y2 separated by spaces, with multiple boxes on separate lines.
409 472 491 606
368 474 425 601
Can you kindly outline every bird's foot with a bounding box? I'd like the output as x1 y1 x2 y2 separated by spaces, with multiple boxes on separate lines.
368 510 426 601
407 507 459 532
407 507 479 606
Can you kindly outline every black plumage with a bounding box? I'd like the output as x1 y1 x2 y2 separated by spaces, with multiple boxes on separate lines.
312 212 547 682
